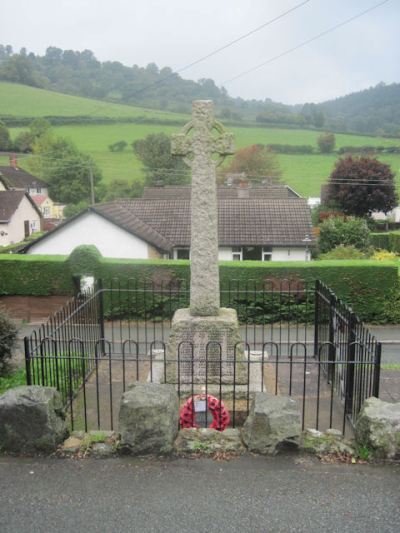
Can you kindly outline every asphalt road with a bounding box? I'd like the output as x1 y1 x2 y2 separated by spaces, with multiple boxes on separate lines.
0 455 399 533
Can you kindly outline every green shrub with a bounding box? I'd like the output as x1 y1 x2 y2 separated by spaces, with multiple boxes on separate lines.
0 254 73 295
319 217 370 253
67 245 102 277
318 245 368 260
0 308 17 374
370 232 400 253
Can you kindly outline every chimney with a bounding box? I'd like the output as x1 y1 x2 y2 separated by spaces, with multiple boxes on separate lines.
9 154 18 169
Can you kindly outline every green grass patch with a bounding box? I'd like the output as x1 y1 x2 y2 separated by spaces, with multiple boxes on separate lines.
381 363 400 370
0 368 26 395
0 81 188 121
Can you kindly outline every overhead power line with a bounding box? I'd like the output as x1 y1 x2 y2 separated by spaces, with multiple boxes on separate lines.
223 0 390 85
121 0 311 99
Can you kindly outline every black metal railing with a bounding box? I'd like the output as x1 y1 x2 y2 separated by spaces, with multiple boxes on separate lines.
24 278 381 434
314 280 382 423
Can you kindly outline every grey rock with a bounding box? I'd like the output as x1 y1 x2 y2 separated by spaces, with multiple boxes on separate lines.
119 383 179 455
355 397 400 459
241 393 301 455
175 428 243 455
91 442 115 458
0 386 68 454
301 428 355 456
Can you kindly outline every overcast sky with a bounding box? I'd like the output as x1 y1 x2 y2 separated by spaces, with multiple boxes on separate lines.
1 0 398 104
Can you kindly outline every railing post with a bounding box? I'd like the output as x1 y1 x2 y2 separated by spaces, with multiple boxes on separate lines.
373 342 382 398
313 279 320 357
98 279 106 356
328 290 336 382
345 312 357 414
24 336 32 385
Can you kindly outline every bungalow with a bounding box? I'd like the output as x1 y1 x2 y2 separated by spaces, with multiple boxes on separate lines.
22 186 313 261
0 190 42 246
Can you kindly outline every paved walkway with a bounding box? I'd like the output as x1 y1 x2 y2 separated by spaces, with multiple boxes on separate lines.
0 455 399 533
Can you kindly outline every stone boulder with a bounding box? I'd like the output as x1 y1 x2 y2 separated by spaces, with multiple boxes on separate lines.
355 397 400 459
241 393 301 455
0 386 68 454
119 383 179 455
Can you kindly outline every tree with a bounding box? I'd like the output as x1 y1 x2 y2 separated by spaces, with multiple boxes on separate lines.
318 217 370 253
13 118 51 153
108 140 127 152
317 132 336 153
29 133 102 204
222 144 281 183
0 121 12 150
98 179 144 201
326 156 398 217
132 133 190 186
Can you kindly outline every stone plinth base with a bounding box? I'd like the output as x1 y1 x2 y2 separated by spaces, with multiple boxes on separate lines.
165 307 247 385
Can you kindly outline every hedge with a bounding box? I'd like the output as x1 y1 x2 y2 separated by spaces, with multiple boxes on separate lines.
371 232 400 253
0 254 398 323
0 255 73 296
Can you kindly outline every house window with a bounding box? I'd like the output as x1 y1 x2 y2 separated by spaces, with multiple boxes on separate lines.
43 206 50 217
243 246 262 261
262 246 273 261
232 246 242 261
175 248 190 260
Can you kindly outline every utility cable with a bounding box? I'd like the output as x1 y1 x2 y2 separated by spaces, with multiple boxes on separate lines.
223 0 390 85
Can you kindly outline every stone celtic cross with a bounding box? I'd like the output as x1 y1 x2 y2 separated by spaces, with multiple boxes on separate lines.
171 100 234 316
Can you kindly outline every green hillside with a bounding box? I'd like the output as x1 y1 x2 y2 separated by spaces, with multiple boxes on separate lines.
1 82 400 198
0 82 188 121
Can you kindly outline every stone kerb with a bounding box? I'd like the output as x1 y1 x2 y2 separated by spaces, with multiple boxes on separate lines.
0 386 68 454
119 382 179 455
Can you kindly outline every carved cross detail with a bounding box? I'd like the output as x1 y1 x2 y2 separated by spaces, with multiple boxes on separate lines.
171 100 235 316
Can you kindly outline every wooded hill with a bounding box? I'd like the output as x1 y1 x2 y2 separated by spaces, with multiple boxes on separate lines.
0 44 399 137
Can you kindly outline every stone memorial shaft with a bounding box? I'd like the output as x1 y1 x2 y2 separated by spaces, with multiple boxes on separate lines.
171 100 234 316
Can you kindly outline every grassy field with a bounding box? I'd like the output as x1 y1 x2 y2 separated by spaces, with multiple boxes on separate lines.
2 82 400 197
0 81 188 121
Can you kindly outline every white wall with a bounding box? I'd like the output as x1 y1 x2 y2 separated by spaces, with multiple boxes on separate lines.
271 247 307 261
218 247 233 260
27 211 150 259
0 196 41 246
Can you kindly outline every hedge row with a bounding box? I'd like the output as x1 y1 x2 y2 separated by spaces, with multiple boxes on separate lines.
0 114 186 128
370 232 400 253
0 254 398 323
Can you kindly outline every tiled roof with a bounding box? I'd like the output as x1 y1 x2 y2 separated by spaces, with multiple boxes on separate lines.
0 167 47 190
93 202 174 251
142 185 299 200
95 197 313 248
0 190 26 222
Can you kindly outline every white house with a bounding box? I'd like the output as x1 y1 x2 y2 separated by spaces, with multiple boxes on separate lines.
22 186 313 261
0 190 42 246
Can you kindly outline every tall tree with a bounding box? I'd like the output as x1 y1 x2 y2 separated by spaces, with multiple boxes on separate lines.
317 132 336 153
326 156 397 217
30 133 102 204
132 133 190 186
223 144 281 183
